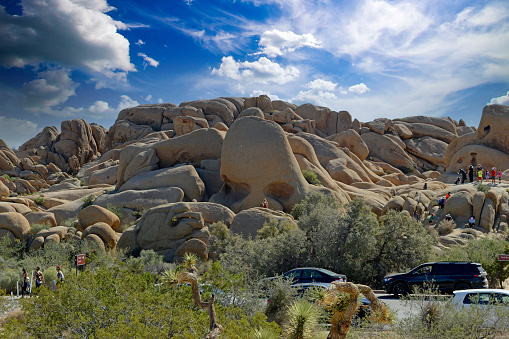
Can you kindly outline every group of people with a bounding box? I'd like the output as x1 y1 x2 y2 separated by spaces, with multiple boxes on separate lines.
21 265 64 297
458 165 503 185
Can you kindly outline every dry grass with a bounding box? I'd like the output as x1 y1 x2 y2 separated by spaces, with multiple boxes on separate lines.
0 309 24 327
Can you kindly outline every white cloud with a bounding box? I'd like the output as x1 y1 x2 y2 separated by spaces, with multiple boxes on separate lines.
135 39 145 46
41 95 140 118
138 53 159 68
21 68 78 110
348 83 369 94
258 29 321 57
211 56 299 84
157 98 164 103
0 116 39 149
291 78 338 106
0 0 135 74
489 91 509 105
145 94 153 101
250 90 280 100
306 79 337 92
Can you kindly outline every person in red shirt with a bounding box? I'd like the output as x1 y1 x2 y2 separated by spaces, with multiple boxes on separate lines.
491 167 496 184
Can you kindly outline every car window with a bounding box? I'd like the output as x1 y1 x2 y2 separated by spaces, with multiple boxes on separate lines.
309 271 322 278
464 293 490 305
285 270 301 278
433 264 450 275
414 265 433 275
493 293 509 305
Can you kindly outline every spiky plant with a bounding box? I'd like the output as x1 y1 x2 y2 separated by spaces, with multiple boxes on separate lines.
160 267 182 286
182 252 199 273
283 300 320 339
252 328 280 339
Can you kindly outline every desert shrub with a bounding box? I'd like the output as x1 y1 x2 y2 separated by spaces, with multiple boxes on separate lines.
33 196 45 205
436 219 456 236
1 266 281 338
125 249 171 274
436 237 509 288
477 183 491 194
0 268 19 294
263 276 298 324
257 218 298 239
61 218 77 228
29 222 51 235
0 236 26 260
301 170 321 186
81 194 95 209
399 166 414 174
106 204 123 218
291 191 339 221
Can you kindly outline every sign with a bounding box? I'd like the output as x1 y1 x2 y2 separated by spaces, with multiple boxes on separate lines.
76 254 86 266
498 254 509 261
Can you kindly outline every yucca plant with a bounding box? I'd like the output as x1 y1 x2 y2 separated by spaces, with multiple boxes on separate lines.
160 267 182 286
252 328 280 339
283 300 320 339
182 252 199 274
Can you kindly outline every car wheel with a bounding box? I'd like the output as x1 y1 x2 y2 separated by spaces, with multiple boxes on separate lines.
393 283 408 297
454 283 471 291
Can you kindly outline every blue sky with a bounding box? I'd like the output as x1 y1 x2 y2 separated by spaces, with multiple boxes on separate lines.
0 0 508 148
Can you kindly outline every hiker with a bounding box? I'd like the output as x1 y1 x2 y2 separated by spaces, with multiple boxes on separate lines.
21 268 29 297
478 168 483 183
458 168 467 184
498 169 503 183
469 215 475 227
485 170 489 183
56 266 64 282
414 211 420 221
34 266 45 290
445 214 453 221
468 165 474 183
445 192 451 200
491 167 497 185
261 198 268 208
423 183 428 190
438 197 445 209
428 213 435 224
455 176 461 185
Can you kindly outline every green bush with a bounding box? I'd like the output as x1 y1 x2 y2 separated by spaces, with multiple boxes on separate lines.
301 170 322 186
1 267 281 338
33 196 45 205
263 276 298 324
477 183 491 195
30 222 51 235
257 218 298 240
106 204 123 218
81 194 95 209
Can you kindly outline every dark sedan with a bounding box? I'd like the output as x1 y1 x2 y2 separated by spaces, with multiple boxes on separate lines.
280 267 346 284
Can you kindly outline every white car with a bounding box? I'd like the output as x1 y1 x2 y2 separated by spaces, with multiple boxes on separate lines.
451 289 509 308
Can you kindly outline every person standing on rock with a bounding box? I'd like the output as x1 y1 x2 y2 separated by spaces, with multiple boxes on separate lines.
469 216 475 227
458 169 467 184
478 168 483 183
56 266 64 282
490 167 496 185
498 169 502 184
468 165 474 183
485 170 490 183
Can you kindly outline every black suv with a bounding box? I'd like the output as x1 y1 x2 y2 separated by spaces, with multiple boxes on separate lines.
383 261 488 296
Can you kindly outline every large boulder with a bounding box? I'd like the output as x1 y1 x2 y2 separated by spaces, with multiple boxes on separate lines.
53 119 99 164
179 99 236 126
0 181 9 198
210 117 346 213
0 212 30 240
119 165 206 201
394 116 457 134
361 132 415 170
295 104 331 132
447 145 509 173
94 187 184 211
89 165 118 185
229 207 297 238
24 212 57 227
325 111 352 135
326 129 369 161
108 120 153 149
81 222 117 249
444 191 473 221
366 118 391 135
19 126 59 151
404 137 448 167
117 106 165 129
123 148 159 183
173 116 209 136
78 205 120 231
395 122 456 143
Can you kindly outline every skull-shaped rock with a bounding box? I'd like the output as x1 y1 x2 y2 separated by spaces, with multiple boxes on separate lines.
210 116 339 213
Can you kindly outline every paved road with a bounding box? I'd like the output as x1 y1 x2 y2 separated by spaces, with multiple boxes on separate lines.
375 293 417 322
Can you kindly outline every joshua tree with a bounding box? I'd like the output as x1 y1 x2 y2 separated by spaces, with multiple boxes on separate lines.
322 282 389 339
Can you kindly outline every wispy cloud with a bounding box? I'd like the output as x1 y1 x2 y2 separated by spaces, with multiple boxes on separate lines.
138 53 159 68
489 91 509 105
257 29 321 57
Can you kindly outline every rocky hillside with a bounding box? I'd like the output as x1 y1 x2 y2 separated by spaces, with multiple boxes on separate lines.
1 96 508 261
